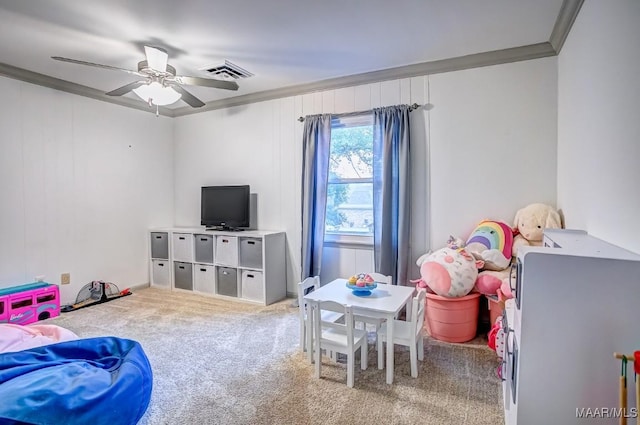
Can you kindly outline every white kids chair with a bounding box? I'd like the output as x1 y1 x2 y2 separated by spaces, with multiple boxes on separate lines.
298 277 343 358
376 289 426 378
312 300 368 388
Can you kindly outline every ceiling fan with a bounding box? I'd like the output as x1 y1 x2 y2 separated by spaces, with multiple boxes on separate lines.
52 46 239 109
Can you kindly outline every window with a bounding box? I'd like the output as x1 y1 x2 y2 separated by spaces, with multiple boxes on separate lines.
325 114 374 244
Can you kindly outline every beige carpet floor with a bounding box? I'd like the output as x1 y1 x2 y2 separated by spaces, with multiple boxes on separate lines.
50 287 504 425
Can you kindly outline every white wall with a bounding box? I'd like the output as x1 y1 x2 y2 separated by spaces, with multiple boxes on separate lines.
0 77 174 304
429 57 558 246
174 57 558 292
558 0 640 254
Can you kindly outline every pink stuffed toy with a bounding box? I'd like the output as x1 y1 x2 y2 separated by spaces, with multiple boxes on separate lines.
413 246 484 298
475 268 515 300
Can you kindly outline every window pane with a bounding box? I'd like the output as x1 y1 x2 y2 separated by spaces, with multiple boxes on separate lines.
326 182 373 235
328 125 373 180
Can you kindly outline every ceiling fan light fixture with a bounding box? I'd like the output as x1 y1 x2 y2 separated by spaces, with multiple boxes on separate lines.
132 81 181 106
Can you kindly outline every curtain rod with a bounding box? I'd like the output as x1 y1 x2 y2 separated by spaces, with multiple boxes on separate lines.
297 103 421 122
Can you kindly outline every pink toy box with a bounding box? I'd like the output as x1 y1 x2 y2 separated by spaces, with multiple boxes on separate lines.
0 282 60 325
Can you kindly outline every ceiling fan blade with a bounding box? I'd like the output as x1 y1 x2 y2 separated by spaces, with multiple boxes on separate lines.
172 75 239 91
52 56 144 76
105 80 148 97
168 84 205 108
144 46 168 72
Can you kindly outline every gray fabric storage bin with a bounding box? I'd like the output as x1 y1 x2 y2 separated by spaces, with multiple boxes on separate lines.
194 234 214 263
150 232 169 259
174 262 193 290
217 267 238 297
239 238 263 269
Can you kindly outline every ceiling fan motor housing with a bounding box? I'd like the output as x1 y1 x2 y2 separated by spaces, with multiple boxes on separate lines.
137 60 176 77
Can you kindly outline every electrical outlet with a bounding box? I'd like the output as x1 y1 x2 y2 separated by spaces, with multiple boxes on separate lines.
61 273 71 285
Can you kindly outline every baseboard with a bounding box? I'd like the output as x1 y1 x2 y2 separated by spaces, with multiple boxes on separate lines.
130 282 151 291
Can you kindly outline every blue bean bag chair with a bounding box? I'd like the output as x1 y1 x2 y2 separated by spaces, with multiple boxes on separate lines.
0 337 152 425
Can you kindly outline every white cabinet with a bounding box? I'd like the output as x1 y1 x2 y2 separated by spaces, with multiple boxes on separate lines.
503 229 640 425
149 228 286 305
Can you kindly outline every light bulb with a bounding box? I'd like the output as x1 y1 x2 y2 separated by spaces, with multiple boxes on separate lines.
133 82 182 106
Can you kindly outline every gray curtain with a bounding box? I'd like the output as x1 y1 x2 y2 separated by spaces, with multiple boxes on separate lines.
372 105 411 285
301 114 332 279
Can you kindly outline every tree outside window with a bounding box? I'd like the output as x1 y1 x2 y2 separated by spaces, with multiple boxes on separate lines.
325 115 374 238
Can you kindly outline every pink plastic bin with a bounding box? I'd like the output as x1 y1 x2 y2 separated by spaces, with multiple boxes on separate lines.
487 295 504 325
424 291 480 343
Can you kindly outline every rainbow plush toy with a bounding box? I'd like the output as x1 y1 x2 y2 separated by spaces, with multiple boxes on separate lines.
464 220 514 271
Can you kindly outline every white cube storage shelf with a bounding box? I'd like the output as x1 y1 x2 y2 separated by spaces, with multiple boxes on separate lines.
148 228 286 305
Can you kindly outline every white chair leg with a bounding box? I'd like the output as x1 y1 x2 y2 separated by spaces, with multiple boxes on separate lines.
372 323 379 348
314 307 321 378
314 343 321 379
418 334 424 361
360 343 367 370
347 353 354 388
377 336 384 370
409 341 418 378
300 320 305 352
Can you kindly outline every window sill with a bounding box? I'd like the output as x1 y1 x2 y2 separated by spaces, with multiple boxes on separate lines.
324 233 373 249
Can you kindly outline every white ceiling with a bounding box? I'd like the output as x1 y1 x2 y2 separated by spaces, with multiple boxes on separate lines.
0 0 568 113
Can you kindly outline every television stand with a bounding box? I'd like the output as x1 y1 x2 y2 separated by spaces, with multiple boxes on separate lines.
206 226 245 232
148 227 287 306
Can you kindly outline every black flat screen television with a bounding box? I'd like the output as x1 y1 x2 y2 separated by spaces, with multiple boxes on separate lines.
201 185 250 230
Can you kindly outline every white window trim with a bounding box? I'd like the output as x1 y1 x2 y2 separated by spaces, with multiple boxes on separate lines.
324 232 373 248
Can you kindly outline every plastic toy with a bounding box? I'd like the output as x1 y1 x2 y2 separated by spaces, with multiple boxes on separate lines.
61 281 131 312
0 282 60 325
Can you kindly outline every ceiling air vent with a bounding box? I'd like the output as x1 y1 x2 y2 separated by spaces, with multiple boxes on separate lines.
202 60 253 79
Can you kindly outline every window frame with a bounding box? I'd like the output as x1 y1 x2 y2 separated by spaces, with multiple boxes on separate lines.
324 114 374 247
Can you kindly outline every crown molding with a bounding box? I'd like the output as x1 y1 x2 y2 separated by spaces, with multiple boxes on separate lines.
549 0 585 53
172 42 556 117
1 41 559 119
0 62 174 117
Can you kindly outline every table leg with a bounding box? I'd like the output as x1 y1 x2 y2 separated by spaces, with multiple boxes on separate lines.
386 313 394 384
306 301 313 363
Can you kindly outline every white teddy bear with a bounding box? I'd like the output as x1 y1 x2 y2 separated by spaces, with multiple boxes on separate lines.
511 203 562 257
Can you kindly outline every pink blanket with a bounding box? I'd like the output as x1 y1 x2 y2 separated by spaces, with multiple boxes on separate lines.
0 324 78 353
